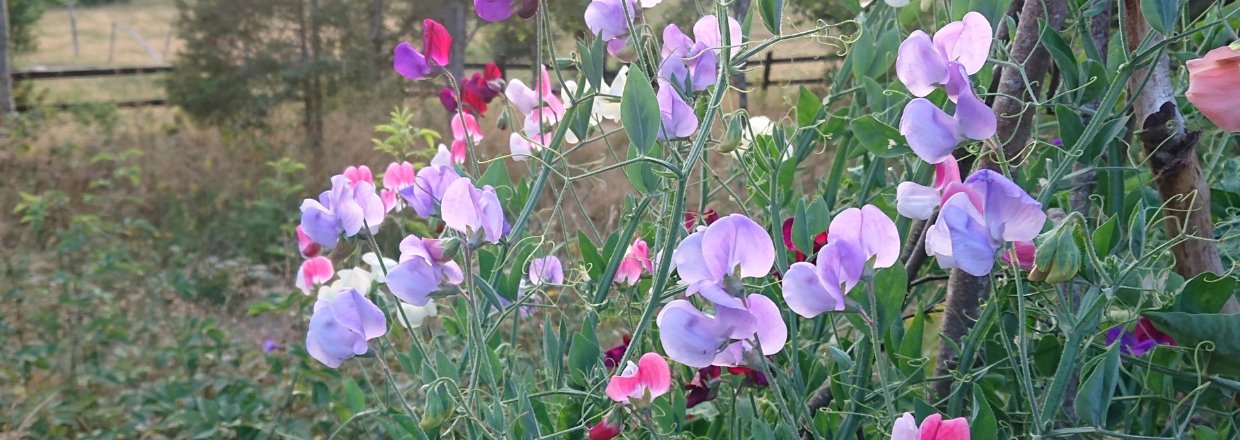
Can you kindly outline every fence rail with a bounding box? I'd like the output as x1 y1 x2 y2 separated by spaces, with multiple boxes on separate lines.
10 54 838 109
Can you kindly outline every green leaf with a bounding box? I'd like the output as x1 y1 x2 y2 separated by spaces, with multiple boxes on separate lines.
579 37 605 92
620 68 660 154
1092 216 1117 258
873 266 909 346
796 87 822 128
1080 116 1128 164
897 307 926 377
758 0 782 36
850 115 911 158
342 378 366 416
477 161 512 194
1074 343 1120 425
567 330 601 388
1145 312 1240 376
625 143 663 193
1055 105 1084 149
1173 273 1239 314
1140 0 1179 35
970 387 998 440
1039 22 1079 92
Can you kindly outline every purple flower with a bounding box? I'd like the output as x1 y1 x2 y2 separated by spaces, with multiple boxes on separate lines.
898 64 997 164
656 294 786 368
300 175 386 249
585 0 637 52
656 82 699 140
441 178 506 245
895 12 992 97
672 214 775 310
1106 317 1176 357
658 15 741 92
474 0 538 22
781 205 900 318
262 339 279 353
924 170 1046 276
528 255 564 285
306 288 387 368
400 162 461 219
603 335 632 369
386 235 465 307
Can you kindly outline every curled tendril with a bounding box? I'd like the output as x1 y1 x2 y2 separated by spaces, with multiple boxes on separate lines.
812 19 862 56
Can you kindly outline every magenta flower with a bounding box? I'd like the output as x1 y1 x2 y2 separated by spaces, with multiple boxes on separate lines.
899 64 996 164
781 205 899 318
657 295 786 368
343 165 374 185
615 238 653 285
394 19 452 80
440 178 506 244
587 412 624 440
603 335 632 369
297 225 322 258
892 412 971 440
925 170 1046 276
296 256 335 295
450 113 484 165
474 0 538 22
528 255 564 285
781 217 829 263
895 12 992 97
1106 317 1176 357
605 352 672 404
400 161 461 219
386 235 465 306
684 208 720 231
300 175 386 249
672 214 775 309
445 62 506 115
306 288 387 368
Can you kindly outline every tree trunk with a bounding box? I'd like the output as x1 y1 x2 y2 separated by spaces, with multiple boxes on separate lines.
934 0 1068 402
0 0 15 115
1121 0 1236 314
370 0 385 80
445 0 466 80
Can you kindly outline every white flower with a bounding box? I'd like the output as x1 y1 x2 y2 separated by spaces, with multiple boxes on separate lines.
316 268 374 301
362 252 398 283
734 116 775 157
595 66 628 122
398 301 438 330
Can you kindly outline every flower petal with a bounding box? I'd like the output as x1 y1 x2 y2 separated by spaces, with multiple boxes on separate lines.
933 11 992 75
781 262 837 318
393 42 431 80
657 300 731 368
827 205 901 268
900 98 964 164
701 214 776 280
896 31 948 97
422 19 452 67
896 181 941 220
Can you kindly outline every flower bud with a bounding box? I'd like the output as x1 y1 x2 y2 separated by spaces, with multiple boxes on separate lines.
588 408 625 440
718 114 744 153
418 383 454 430
1028 218 1081 284
497 107 512 131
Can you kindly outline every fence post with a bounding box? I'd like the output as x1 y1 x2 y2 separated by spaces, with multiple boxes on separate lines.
0 0 13 115
761 51 773 91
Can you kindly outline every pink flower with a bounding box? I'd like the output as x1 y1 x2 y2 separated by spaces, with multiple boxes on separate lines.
999 240 1036 270
297 225 322 258
587 414 623 440
506 66 566 160
394 19 452 80
1186 46 1240 132
296 256 334 294
604 352 672 404
440 178 506 244
897 155 963 220
343 165 374 186
614 238 653 285
892 412 970 440
450 113 484 165
381 162 416 212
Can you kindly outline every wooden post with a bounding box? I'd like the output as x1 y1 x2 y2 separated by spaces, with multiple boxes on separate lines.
69 2 80 59
761 51 772 91
0 0 13 115
731 0 750 109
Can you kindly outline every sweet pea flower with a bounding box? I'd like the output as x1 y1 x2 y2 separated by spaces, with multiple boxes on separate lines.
400 159 461 218
386 235 465 306
528 255 565 285
782 205 899 318
343 165 374 186
262 339 279 353
925 170 1046 276
684 365 769 408
781 217 829 263
507 66 567 160
296 256 335 294
380 161 416 212
361 252 398 283
896 12 992 97
474 0 538 22
449 113 484 165
896 155 962 220
603 335 633 369
1106 316 1176 357
659 15 742 91
297 225 321 258
394 19 451 80
605 352 672 404
594 66 629 122
657 295 787 368
999 240 1036 270
615 238 653 285
655 82 699 140
397 301 438 330
1186 45 1240 132
300 174 386 249
899 64 996 164
672 214 775 310
317 267 374 300
684 208 721 231
587 410 625 440
892 413 971 440
441 178 506 244
306 288 387 368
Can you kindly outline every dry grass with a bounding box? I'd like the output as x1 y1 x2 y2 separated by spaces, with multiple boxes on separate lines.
14 0 180 69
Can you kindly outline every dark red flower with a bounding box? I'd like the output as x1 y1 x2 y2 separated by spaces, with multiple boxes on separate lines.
439 87 459 113
684 208 720 231
602 335 632 369
781 217 828 262
439 63 505 116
